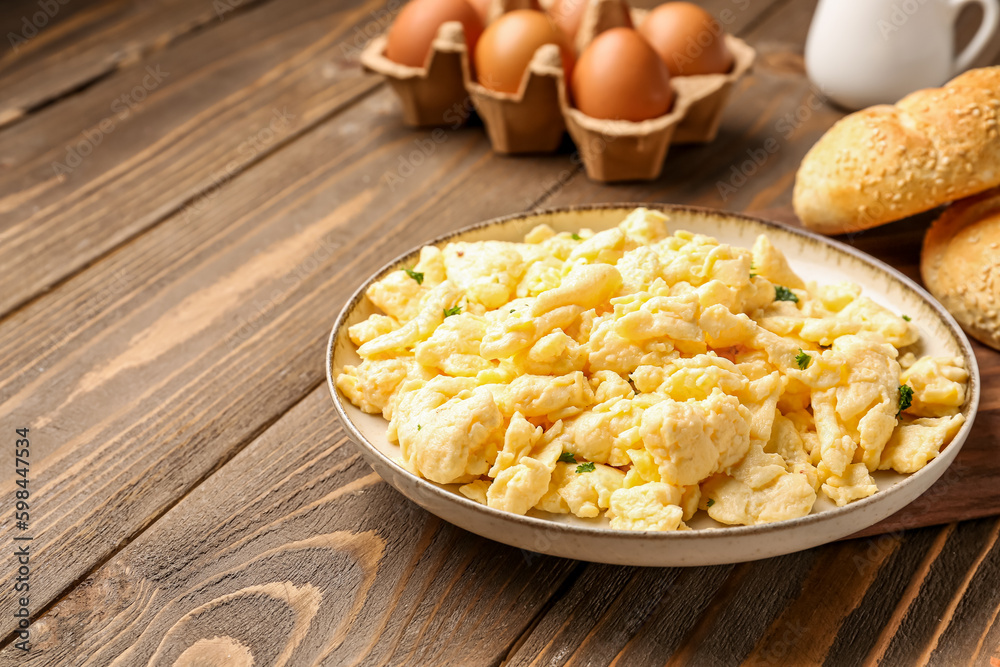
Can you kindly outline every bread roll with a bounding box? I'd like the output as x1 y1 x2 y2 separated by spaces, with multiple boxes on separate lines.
794 67 1000 235
922 186 1000 351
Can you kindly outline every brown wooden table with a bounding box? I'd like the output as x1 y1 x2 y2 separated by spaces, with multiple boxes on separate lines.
1 0 999 664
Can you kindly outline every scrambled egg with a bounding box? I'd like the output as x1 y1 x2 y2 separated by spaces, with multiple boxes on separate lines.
337 208 969 531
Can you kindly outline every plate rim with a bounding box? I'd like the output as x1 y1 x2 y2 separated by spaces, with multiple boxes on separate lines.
325 202 982 541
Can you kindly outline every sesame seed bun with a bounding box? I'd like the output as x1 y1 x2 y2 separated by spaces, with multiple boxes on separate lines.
794 66 1000 235
922 186 1000 351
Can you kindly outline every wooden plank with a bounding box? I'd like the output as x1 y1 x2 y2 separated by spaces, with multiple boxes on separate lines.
0 390 578 665
3 0 998 664
0 0 789 647
499 563 733 666
850 520 999 666
0 0 387 317
922 520 1000 666
500 524 1000 665
0 0 100 47
0 84 586 639
0 0 274 127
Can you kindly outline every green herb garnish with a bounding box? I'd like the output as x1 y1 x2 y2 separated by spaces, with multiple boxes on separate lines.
774 285 799 303
575 462 595 474
571 233 581 240
417 424 422 431
902 314 911 321
795 349 811 370
443 305 461 318
898 384 914 415
404 267 424 285
559 452 577 464
707 498 716 508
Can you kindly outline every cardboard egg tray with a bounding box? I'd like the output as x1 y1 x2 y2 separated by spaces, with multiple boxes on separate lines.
360 0 756 181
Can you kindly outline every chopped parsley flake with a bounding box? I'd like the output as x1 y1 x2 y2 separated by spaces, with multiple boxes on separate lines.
795 349 811 370
404 267 424 285
559 452 577 463
774 285 799 303
443 305 461 318
706 498 716 508
575 462 595 474
750 272 757 278
571 233 581 240
417 424 421 431
898 384 914 415
902 314 911 321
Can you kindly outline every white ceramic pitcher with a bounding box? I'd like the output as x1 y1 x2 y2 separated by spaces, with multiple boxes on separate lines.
806 0 1000 109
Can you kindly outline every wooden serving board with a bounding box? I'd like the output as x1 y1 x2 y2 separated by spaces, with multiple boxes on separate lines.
753 207 1000 539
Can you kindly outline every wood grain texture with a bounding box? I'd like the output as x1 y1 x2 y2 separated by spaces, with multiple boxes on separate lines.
0 83 591 639
0 0 387 316
501 521 1000 666
0 0 788 638
0 391 577 666
0 0 274 127
2 0 1000 663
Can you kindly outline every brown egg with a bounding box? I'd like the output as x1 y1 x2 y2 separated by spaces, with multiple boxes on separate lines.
474 10 575 94
468 0 542 24
571 27 673 121
467 0 492 24
548 0 588 41
639 2 733 76
549 0 632 42
385 0 484 69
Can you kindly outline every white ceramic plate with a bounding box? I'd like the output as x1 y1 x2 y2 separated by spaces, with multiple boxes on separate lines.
326 205 981 566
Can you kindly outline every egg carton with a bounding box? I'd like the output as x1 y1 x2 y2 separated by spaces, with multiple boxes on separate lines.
360 23 469 127
462 36 567 153
361 0 756 180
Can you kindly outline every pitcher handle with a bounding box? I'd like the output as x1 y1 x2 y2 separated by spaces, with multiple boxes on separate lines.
951 0 1000 72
